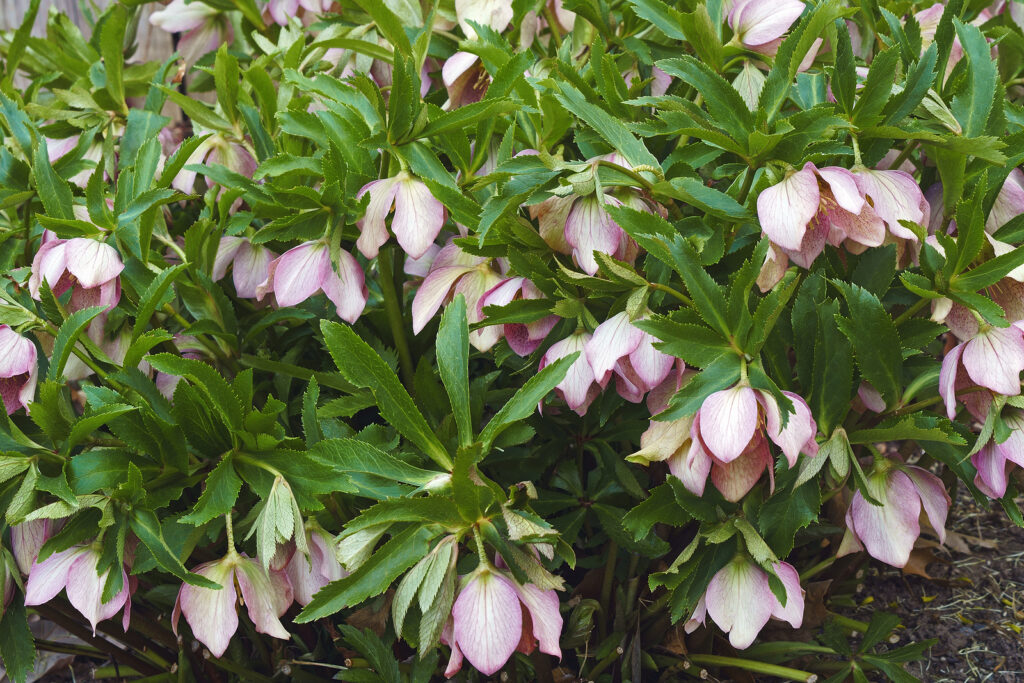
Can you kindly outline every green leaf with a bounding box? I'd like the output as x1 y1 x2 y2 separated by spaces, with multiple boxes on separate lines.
302 378 322 448
671 239 730 337
48 306 107 381
847 414 966 445
626 0 685 40
883 44 937 125
99 4 127 109
553 82 661 170
297 525 436 622
953 244 1024 293
853 48 899 127
312 439 442 487
350 0 411 56
622 484 690 540
415 98 518 140
833 282 902 405
129 509 220 589
660 352 743 420
437 296 472 448
320 321 451 470
832 19 856 115
0 600 35 683
656 57 753 141
132 264 185 340
147 354 244 430
478 352 577 451
33 137 75 221
66 404 136 450
179 454 243 525
758 467 820 557
951 18 997 138
665 177 752 221
214 43 239 124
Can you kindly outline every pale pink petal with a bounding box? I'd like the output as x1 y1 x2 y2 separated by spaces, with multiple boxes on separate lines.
817 166 864 214
541 333 596 415
455 270 505 352
268 0 299 25
705 558 775 649
710 436 770 502
65 239 124 289
268 568 294 617
24 547 86 606
235 556 292 640
848 471 921 568
149 0 217 32
452 571 523 676
412 266 473 333
0 326 37 378
232 242 275 299
10 519 50 575
392 178 446 260
321 249 368 323
760 390 817 468
857 382 886 412
564 196 623 276
456 0 513 36
939 343 965 419
356 178 400 259
904 466 950 543
962 326 1024 396
853 169 925 238
177 560 238 658
756 164 820 251
65 550 128 634
769 562 804 628
212 236 244 282
972 443 1008 498
684 595 706 634
29 240 70 298
667 429 712 496
733 0 805 47
986 169 1024 233
697 386 759 462
586 312 644 383
442 620 464 677
270 242 331 307
442 52 481 88
512 582 562 658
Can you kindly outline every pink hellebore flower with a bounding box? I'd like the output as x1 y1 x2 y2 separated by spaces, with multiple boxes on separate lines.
940 321 1024 419
442 52 491 109
173 553 293 658
46 135 103 188
850 167 928 245
282 527 346 606
411 241 506 351
564 195 635 276
356 172 446 260
478 277 558 356
839 463 950 568
986 168 1024 233
29 238 124 312
149 0 231 65
539 331 604 416
972 410 1024 499
213 236 276 299
444 568 562 677
11 520 51 575
0 326 38 415
728 0 805 53
585 312 674 402
256 241 367 323
686 558 804 649
172 134 257 196
25 545 131 634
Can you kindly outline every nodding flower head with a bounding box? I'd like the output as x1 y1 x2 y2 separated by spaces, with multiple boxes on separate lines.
0 326 38 415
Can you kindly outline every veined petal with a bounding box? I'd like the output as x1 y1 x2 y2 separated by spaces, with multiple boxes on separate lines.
24 546 87 606
853 169 925 235
734 0 804 47
65 239 124 289
150 0 217 32
442 619 464 678
705 557 775 649
267 0 299 25
412 265 472 334
629 416 694 463
627 332 675 390
455 0 514 37
586 312 644 383
232 242 275 299
452 570 523 676
817 166 864 214
0 326 37 378
939 343 964 420
212 236 244 282
176 559 238 658
65 550 128 634
962 326 1024 396
442 51 481 88
235 556 292 640
770 562 804 628
271 242 330 307
542 333 596 415
29 240 70 298
710 436 771 502
848 470 921 568
565 196 622 276
668 425 712 496
986 168 1024 232
697 386 759 462
321 249 368 324
355 178 400 259
904 466 950 543
971 443 1008 498
760 391 817 468
756 164 820 251
455 270 505 352
11 520 50 575
392 178 446 260
512 582 562 658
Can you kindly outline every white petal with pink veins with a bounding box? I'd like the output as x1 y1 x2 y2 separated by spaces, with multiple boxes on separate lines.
848 471 920 568
235 556 292 640
321 249 368 324
512 581 563 658
733 0 805 47
770 562 804 627
565 196 622 276
65 549 129 634
760 390 818 467
904 466 950 543
586 312 644 383
271 242 331 307
705 557 775 649
853 169 925 237
24 547 87 606
355 178 400 259
175 559 238 658
939 343 964 419
452 571 523 676
756 164 820 251
962 326 1024 396
65 239 124 288
697 386 759 462
392 178 445 260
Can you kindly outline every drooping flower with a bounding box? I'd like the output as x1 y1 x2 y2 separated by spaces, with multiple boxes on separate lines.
728 0 806 53
539 331 604 416
173 552 293 658
585 311 674 402
442 52 491 109
25 545 131 634
686 557 804 649
212 236 276 299
940 321 1024 419
29 237 124 312
171 133 257 196
0 326 38 415
149 0 231 65
411 241 506 351
986 168 1024 233
356 172 446 260
443 567 562 677
971 410 1024 499
282 526 346 606
455 0 514 39
478 277 558 356
838 462 949 567
564 195 634 276
11 520 51 575
849 167 928 246
256 240 367 323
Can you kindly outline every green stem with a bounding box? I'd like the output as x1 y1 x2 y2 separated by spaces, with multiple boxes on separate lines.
686 654 818 682
892 297 929 326
799 555 836 581
598 541 619 641
587 646 624 679
541 5 563 49
887 141 919 171
737 165 757 205
377 246 416 389
239 354 354 391
649 282 693 306
225 511 236 552
827 611 869 633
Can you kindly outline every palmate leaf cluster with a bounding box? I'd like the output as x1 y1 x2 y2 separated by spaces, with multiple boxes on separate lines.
0 0 1022 680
